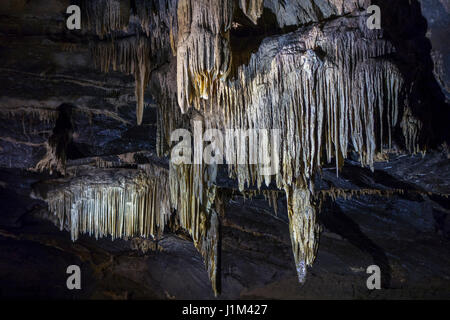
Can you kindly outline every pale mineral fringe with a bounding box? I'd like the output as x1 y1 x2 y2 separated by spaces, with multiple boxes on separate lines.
0 106 59 123
176 0 234 113
130 237 163 253
319 187 405 202
45 168 171 242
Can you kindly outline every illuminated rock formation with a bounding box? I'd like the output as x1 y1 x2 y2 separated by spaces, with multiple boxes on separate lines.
24 0 440 295
174 14 404 282
176 0 233 112
33 166 171 241
1 0 449 300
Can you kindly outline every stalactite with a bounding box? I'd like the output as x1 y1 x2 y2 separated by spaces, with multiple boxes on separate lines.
285 185 319 283
149 57 186 157
95 157 117 169
239 0 264 24
319 187 406 202
81 0 129 38
240 189 279 215
92 37 151 125
37 159 221 293
176 0 234 113
262 190 279 215
87 0 177 125
131 237 163 253
39 167 171 241
401 107 423 154
132 0 178 40
169 162 219 296
0 100 59 123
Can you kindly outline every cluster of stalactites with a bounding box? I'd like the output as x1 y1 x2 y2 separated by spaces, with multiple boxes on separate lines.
41 159 221 294
176 0 234 113
132 0 178 42
81 0 129 38
45 168 171 241
201 24 403 193
92 37 151 125
169 162 219 296
86 0 178 125
173 20 404 283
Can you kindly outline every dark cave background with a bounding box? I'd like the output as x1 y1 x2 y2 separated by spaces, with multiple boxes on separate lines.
0 0 449 299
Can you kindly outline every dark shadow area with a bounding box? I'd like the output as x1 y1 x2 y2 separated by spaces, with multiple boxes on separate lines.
216 215 223 295
375 0 450 148
320 198 392 288
50 103 78 163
